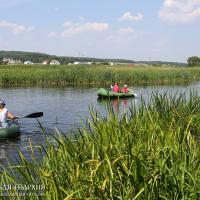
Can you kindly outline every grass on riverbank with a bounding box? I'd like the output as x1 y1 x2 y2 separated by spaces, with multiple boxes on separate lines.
0 64 200 86
0 92 200 199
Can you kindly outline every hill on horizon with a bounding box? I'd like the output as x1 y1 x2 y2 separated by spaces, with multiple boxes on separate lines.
0 50 186 65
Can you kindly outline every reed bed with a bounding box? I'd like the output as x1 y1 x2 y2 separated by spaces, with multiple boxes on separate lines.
0 92 200 199
0 65 200 86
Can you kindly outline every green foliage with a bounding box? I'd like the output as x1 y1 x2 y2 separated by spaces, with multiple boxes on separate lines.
0 51 136 65
0 50 55 63
0 92 200 199
1 50 187 66
187 56 200 66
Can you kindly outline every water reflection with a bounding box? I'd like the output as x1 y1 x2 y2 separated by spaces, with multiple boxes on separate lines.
112 99 119 112
97 97 136 114
112 99 129 112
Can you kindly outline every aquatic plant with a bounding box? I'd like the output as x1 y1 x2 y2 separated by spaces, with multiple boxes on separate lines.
0 65 200 86
0 92 200 199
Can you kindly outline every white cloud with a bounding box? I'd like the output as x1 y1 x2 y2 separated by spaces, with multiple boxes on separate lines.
61 22 108 37
159 0 200 23
54 7 60 12
63 21 72 28
118 12 143 21
0 20 35 34
48 32 57 37
118 27 135 34
79 16 85 21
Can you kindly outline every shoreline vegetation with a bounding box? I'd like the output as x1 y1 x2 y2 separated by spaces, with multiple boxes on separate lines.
0 92 200 199
0 64 200 87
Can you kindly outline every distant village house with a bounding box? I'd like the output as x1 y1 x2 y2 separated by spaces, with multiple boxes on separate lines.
50 59 60 65
24 60 34 65
2 57 22 64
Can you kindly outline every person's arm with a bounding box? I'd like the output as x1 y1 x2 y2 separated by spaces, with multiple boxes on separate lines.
7 112 16 120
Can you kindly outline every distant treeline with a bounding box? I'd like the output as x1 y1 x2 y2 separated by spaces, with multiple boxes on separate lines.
0 50 188 66
0 51 135 64
135 60 187 66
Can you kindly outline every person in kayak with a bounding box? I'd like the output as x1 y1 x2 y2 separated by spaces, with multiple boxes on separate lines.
122 85 129 93
112 82 120 92
0 99 16 128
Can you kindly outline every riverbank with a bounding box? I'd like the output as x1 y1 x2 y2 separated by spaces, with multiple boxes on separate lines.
0 92 199 199
0 64 200 86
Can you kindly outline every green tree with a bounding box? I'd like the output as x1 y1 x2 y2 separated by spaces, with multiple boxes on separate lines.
187 56 200 66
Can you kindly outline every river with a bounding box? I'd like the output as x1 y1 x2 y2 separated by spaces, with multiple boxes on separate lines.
0 82 200 164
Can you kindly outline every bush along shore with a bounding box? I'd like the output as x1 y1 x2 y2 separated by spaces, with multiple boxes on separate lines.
0 65 200 86
0 92 200 199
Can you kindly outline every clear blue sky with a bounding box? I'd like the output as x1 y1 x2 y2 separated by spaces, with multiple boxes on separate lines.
0 0 200 62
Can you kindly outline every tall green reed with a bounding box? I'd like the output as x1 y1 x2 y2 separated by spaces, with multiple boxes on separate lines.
0 65 200 86
0 92 199 199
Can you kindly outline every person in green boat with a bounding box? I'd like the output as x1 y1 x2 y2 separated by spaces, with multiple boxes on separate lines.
0 99 16 128
112 82 120 92
122 85 129 93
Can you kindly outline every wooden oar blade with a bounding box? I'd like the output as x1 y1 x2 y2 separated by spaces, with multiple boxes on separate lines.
24 112 43 118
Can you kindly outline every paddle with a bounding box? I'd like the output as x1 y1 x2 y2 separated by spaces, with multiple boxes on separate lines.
15 112 43 119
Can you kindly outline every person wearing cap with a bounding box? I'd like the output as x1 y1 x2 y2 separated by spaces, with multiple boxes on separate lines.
122 85 129 93
0 99 16 128
112 82 120 93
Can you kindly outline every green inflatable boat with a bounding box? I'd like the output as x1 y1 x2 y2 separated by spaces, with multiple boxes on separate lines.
0 123 20 139
97 88 137 99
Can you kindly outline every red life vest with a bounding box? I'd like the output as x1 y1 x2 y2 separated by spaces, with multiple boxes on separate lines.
122 87 129 93
112 85 119 92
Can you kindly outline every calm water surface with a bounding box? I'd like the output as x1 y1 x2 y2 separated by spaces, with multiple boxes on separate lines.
0 82 200 164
